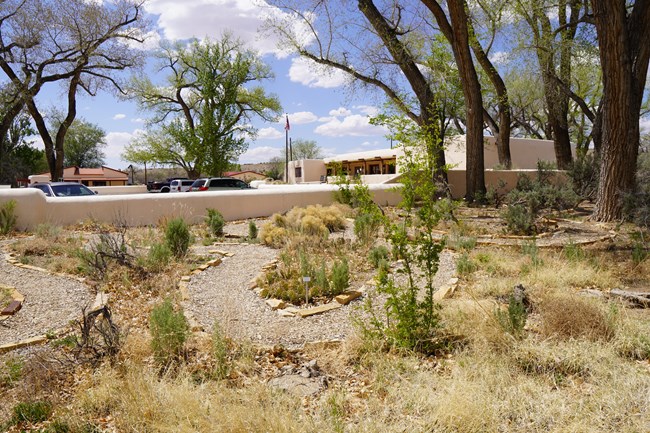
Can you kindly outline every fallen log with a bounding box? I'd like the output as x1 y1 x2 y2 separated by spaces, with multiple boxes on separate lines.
608 289 650 308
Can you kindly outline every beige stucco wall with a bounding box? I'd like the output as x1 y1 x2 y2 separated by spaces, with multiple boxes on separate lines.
289 160 327 183
0 184 402 231
445 169 568 198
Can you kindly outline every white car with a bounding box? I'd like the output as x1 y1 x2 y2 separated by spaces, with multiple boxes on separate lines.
170 179 195 192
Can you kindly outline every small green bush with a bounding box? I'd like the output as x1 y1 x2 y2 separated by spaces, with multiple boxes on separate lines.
354 212 381 244
563 240 586 262
456 252 477 275
314 262 330 293
212 322 230 380
330 258 349 294
248 221 258 240
567 153 599 201
11 400 53 424
165 218 191 257
142 242 172 272
495 295 528 338
206 208 225 237
502 204 536 235
368 245 390 269
0 200 17 235
150 299 189 366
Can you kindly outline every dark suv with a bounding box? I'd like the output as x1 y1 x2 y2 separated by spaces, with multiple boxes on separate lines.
189 177 251 191
30 182 97 197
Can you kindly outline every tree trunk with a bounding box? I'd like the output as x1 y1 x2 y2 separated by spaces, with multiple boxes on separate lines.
592 0 650 221
422 0 485 201
448 0 485 201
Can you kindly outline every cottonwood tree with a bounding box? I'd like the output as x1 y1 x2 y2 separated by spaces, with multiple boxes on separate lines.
125 35 281 177
61 118 107 168
0 0 149 181
591 0 650 221
289 138 323 160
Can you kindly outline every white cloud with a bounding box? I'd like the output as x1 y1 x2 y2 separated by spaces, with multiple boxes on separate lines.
286 111 318 125
488 51 509 65
360 140 381 147
239 145 282 163
131 118 146 124
314 114 387 137
257 127 283 140
288 57 349 88
144 0 313 58
329 107 352 117
113 113 126 120
106 131 140 163
354 105 379 116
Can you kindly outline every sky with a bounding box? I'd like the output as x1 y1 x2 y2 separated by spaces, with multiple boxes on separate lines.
39 0 395 171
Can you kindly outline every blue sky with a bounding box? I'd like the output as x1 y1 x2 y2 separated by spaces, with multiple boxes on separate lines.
35 0 394 170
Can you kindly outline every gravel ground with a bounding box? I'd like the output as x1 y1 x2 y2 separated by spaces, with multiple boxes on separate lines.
183 241 457 349
0 245 93 346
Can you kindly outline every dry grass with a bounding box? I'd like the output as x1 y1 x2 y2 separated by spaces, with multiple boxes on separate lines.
537 291 615 341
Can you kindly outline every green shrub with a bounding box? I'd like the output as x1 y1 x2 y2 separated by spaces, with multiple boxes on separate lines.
142 242 172 272
563 240 586 262
456 252 477 275
502 204 536 235
522 240 543 268
248 221 258 240
368 245 390 269
495 295 528 338
330 258 349 294
149 299 189 366
314 262 330 293
212 322 230 380
0 200 17 235
165 218 191 257
11 400 53 424
354 212 381 244
567 153 599 201
206 208 225 237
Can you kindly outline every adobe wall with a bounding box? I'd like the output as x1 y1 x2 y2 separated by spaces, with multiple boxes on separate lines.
0 184 402 231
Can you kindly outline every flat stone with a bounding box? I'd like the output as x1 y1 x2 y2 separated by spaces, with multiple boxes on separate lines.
206 258 222 267
334 291 362 305
0 335 48 354
279 310 295 317
90 292 109 312
1 300 22 315
197 264 210 271
268 374 323 397
248 279 258 290
179 282 190 300
180 276 191 282
433 284 456 301
191 269 202 275
296 302 342 318
266 298 286 310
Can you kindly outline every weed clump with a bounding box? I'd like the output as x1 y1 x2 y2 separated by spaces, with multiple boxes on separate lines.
165 218 191 258
0 199 17 235
206 208 225 237
11 400 53 425
538 292 614 341
248 221 258 240
150 298 190 366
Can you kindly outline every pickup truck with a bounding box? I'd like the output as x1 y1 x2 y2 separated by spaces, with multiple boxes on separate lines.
146 177 188 193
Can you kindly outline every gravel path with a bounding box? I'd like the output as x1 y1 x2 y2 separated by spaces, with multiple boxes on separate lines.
183 242 457 349
0 246 93 346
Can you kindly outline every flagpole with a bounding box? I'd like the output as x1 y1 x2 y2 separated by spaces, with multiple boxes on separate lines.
284 115 290 183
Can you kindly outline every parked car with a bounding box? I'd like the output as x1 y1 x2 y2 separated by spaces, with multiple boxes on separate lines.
189 177 252 191
170 179 195 192
30 182 98 197
147 177 189 193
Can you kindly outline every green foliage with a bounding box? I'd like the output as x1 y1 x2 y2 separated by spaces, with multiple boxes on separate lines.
149 299 190 366
502 204 536 235
361 113 447 354
522 240 543 268
354 212 380 244
165 218 191 258
563 240 586 262
211 322 230 380
125 35 282 176
206 208 225 237
11 400 53 424
140 242 172 272
248 220 258 240
567 153 599 201
330 258 349 294
503 164 581 234
314 262 330 292
368 245 390 269
61 117 106 168
630 231 648 265
495 295 528 338
0 200 17 235
456 252 477 275
0 357 23 387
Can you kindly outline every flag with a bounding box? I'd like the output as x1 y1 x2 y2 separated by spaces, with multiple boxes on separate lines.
284 115 290 131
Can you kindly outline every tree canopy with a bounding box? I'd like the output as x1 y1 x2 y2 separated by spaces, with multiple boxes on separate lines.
61 118 107 168
123 35 282 178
